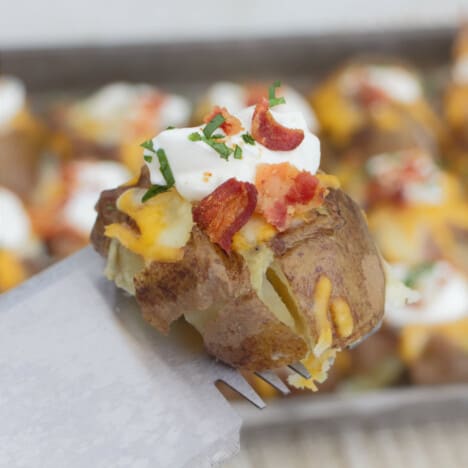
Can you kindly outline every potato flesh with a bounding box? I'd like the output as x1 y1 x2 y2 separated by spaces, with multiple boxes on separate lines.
105 239 145 295
238 245 296 331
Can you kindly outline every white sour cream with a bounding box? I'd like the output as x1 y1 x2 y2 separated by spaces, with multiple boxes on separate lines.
205 81 318 131
341 65 422 104
63 161 131 235
70 82 191 144
366 151 443 205
0 187 32 252
452 56 468 84
385 262 468 327
145 105 321 201
0 76 26 130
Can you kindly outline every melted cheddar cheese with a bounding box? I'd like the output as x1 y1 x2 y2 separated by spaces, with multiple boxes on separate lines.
105 187 193 263
0 250 27 292
331 298 354 338
313 275 334 356
288 274 355 391
232 214 277 253
369 173 468 265
400 318 468 364
288 348 338 391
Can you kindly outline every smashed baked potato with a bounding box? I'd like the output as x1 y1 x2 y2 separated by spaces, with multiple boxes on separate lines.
91 87 387 387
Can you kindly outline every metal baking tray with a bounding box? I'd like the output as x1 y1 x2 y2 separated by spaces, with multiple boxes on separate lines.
2 26 467 427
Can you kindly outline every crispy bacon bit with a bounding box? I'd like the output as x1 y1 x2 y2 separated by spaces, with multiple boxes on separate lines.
251 98 304 151
193 178 257 253
255 163 322 230
245 83 269 107
131 92 166 137
203 106 243 136
356 82 388 107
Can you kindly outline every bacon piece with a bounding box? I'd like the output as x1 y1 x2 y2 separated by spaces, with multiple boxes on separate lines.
356 82 388 107
251 98 304 151
203 106 243 136
255 163 321 230
245 83 269 107
193 178 257 253
132 92 166 137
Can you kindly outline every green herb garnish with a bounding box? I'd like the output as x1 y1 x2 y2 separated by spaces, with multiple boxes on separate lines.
143 155 153 163
203 114 225 138
142 184 171 202
189 132 202 141
166 125 175 130
203 138 233 160
140 139 156 152
211 133 225 139
233 145 243 159
188 131 233 160
404 262 435 288
139 142 175 202
155 148 175 186
268 80 286 107
242 133 255 145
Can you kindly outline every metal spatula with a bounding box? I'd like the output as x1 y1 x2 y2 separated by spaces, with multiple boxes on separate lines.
0 247 309 467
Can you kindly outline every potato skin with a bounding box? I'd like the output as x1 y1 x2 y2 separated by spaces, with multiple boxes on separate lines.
408 334 468 385
270 189 385 349
91 180 384 371
91 185 308 371
134 226 308 370
0 130 41 200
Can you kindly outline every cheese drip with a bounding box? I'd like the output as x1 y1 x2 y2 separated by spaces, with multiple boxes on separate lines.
105 188 193 263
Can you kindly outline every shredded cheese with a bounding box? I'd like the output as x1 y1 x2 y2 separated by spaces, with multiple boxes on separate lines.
105 187 193 263
0 250 26 292
313 275 334 356
400 318 468 364
331 298 354 338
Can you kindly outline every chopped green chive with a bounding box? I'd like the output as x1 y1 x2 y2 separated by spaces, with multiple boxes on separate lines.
242 133 255 145
139 141 176 202
140 139 155 152
204 138 233 160
156 148 175 186
142 184 171 202
211 133 225 140
188 130 233 160
166 125 175 130
203 114 225 138
233 145 243 159
188 132 202 141
268 80 286 107
404 262 435 288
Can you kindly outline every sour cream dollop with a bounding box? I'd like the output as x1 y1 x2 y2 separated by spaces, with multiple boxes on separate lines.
145 105 321 201
341 65 422 104
0 187 33 252
69 82 191 145
452 56 468 84
0 76 26 130
205 81 318 131
366 150 444 205
385 261 468 328
63 161 131 235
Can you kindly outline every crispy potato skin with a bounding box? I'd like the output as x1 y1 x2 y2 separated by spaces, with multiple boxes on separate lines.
91 167 150 256
135 227 308 370
270 189 385 349
91 180 384 371
0 130 41 200
91 182 308 370
409 335 468 385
